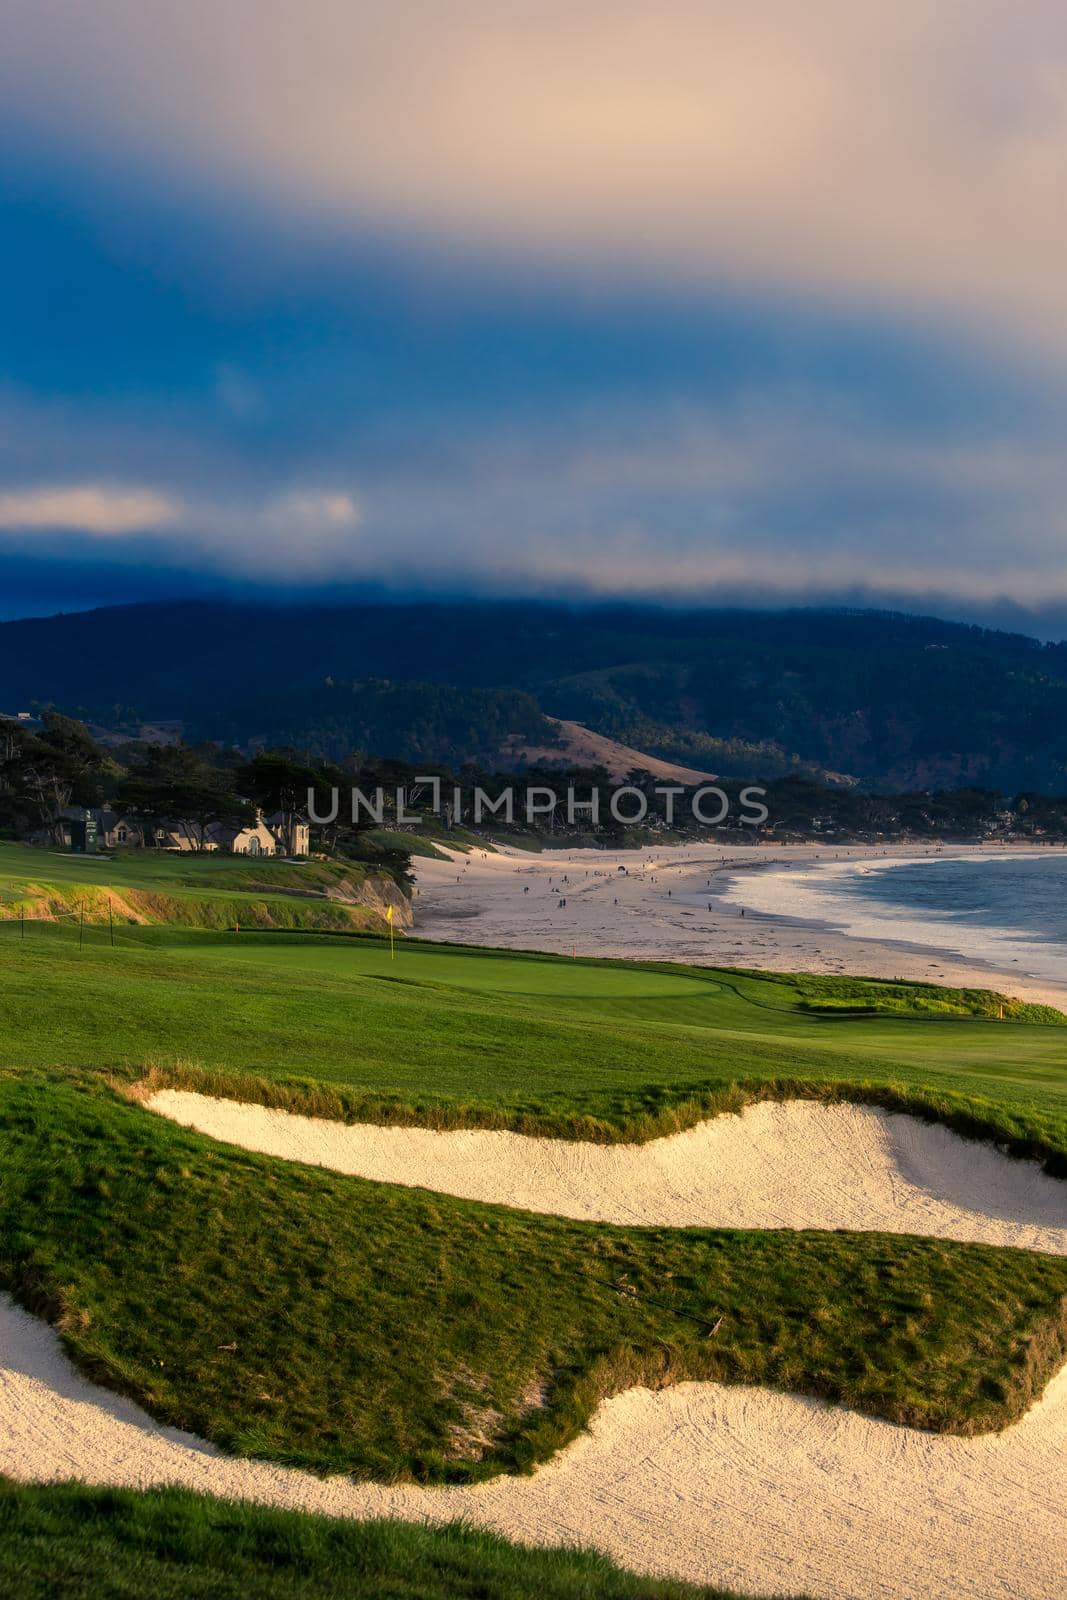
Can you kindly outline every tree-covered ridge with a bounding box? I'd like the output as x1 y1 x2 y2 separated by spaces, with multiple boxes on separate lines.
4 598 1067 790
201 678 561 767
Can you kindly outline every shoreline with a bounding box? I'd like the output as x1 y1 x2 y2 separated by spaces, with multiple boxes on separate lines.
412 841 1067 1011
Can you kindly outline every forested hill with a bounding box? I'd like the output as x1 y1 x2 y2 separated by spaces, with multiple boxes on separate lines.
3 598 1067 791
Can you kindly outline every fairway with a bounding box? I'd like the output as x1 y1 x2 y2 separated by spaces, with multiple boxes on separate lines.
3 921 1066 1161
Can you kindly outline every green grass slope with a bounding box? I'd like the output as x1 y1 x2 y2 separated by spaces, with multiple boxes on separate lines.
0 921 1065 1493
0 841 397 933
0 1480 791 1600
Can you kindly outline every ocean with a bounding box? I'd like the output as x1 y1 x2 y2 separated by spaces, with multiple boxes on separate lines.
718 852 1067 986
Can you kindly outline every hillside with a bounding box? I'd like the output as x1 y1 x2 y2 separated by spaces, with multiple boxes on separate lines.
503 718 721 783
4 599 1067 790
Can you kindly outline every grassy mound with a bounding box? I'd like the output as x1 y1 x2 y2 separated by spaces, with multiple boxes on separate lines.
1 1069 1065 1483
788 973 1065 1025
0 1479 778 1599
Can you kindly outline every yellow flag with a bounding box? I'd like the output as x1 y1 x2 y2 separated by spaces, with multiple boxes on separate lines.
386 905 394 922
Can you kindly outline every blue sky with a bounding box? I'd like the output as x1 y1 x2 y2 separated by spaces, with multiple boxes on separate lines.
3 2 1067 631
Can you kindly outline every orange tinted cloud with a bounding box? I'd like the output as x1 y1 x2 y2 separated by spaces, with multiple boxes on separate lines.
5 2 1067 335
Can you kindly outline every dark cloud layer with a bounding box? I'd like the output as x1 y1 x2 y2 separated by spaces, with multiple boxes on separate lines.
2 2 1066 629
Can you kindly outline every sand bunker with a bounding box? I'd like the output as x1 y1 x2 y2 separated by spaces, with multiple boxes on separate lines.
1 1291 1064 1600
148 1091 1067 1254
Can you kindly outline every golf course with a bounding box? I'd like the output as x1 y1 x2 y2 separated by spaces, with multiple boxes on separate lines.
0 841 1065 1596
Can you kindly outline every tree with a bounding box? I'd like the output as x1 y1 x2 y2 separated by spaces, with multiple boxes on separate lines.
2 713 109 844
117 744 252 850
236 751 322 856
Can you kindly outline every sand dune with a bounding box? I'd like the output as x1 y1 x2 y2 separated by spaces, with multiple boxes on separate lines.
147 1091 1067 1255
1 1291 1064 1600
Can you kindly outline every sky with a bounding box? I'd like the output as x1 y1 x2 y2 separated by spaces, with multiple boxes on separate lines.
2 1 1067 631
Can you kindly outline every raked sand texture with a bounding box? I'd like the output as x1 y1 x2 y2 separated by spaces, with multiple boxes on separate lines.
148 1091 1067 1254
1 1292 1065 1600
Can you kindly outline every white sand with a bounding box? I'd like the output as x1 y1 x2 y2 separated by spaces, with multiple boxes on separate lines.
2 1290 1065 1600
412 842 1067 1011
148 1091 1067 1255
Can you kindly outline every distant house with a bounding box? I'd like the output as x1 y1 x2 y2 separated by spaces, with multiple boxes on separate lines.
96 809 145 848
39 807 145 850
264 811 310 857
150 819 206 852
34 804 310 856
206 813 278 857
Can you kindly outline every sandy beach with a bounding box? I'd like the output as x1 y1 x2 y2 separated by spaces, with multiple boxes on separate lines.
412 841 1067 1010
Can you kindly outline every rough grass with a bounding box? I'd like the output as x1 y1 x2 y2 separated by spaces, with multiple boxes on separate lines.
0 1479 779 1599
1 1069 1065 1485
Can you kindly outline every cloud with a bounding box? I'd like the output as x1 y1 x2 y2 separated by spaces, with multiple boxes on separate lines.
0 377 1065 620
196 491 362 575
268 492 358 530
5 2 1067 340
0 484 180 535
0 477 361 575
352 400 1067 606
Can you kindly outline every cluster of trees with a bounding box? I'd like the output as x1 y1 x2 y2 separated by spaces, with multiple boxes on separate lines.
302 757 1067 845
539 632 1067 794
6 713 1067 859
755 778 1067 840
0 719 342 854
203 678 561 768
0 713 107 844
0 719 415 886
